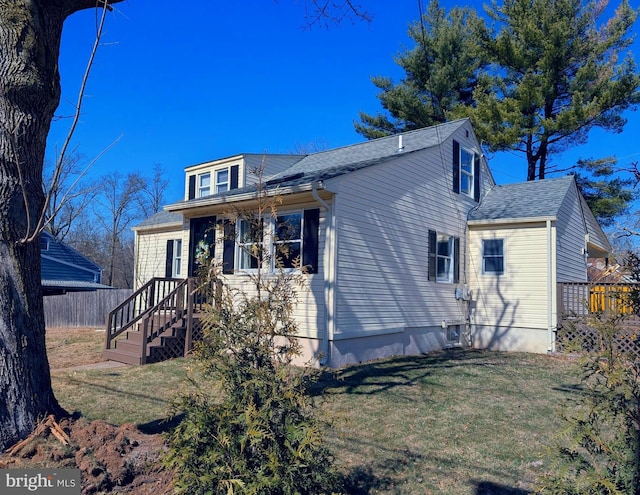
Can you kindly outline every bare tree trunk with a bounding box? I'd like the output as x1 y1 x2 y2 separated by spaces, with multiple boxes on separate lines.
0 0 123 451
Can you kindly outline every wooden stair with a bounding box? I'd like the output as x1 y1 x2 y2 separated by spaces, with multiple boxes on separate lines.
103 320 188 365
104 277 215 365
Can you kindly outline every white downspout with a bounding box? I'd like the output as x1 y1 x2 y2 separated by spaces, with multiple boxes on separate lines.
546 220 554 352
312 182 334 366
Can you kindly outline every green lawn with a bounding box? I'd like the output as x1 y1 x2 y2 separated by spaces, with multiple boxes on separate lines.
51 349 581 495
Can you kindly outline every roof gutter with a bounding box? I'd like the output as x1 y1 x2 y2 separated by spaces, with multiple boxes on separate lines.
311 181 334 367
467 215 557 227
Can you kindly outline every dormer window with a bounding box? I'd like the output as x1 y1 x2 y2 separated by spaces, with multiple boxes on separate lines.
198 172 211 197
187 163 240 200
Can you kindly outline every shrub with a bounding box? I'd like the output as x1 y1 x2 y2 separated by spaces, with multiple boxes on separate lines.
165 183 341 494
537 313 640 495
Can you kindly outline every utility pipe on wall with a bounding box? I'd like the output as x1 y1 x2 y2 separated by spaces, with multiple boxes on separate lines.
312 182 334 366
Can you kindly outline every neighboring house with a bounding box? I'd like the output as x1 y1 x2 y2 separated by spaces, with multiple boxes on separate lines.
41 230 108 295
130 118 611 367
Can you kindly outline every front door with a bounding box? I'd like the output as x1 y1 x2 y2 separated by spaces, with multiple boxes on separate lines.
189 216 216 277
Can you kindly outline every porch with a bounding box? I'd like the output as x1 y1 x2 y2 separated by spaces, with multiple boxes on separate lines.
103 277 220 365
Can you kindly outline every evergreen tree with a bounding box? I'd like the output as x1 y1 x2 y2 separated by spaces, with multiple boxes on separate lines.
355 0 486 139
357 0 640 183
473 0 640 181
573 157 636 227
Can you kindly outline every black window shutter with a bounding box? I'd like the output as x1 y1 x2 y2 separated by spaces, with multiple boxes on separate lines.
188 175 196 200
165 240 174 278
428 230 437 281
303 209 320 274
452 140 460 194
222 219 236 274
473 153 481 202
230 165 239 190
453 237 460 284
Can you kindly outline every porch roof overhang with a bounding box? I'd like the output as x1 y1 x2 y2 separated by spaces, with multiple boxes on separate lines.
164 181 329 215
586 234 610 259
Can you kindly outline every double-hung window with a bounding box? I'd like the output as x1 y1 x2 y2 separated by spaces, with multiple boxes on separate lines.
437 235 454 282
460 149 474 197
215 168 229 193
274 213 302 270
237 218 263 270
483 239 504 275
165 238 184 278
172 239 182 277
452 140 480 202
428 230 459 283
198 172 211 197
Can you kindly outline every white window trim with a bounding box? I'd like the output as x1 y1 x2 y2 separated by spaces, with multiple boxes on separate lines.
198 172 210 198
482 238 505 275
172 239 182 277
215 167 230 194
234 211 306 274
236 218 265 272
437 234 454 283
459 148 474 199
272 211 303 272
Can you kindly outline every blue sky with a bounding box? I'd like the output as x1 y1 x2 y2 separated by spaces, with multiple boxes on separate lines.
47 0 640 205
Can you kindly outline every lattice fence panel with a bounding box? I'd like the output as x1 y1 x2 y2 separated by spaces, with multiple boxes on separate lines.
557 320 640 360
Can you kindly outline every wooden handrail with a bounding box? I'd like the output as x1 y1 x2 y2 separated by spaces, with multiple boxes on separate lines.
140 279 189 364
105 277 186 351
105 276 221 363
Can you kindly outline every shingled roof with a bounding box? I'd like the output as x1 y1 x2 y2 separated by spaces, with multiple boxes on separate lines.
162 119 470 212
468 175 611 255
468 176 576 222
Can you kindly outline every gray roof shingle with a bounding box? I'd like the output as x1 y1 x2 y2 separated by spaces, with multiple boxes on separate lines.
134 210 183 229
468 176 576 221
165 119 469 209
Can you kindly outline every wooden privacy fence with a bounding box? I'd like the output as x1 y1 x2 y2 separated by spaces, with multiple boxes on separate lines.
44 289 133 328
557 282 640 359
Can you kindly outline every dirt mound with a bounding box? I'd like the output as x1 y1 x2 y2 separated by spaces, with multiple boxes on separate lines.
0 417 174 494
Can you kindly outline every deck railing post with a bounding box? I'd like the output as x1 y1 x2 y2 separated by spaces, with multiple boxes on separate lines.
105 312 113 350
184 277 194 357
141 318 149 365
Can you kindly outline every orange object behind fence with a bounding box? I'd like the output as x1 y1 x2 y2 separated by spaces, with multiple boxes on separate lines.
589 284 635 315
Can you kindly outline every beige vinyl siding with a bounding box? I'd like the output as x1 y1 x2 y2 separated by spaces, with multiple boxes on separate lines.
327 126 484 340
556 186 589 282
469 224 550 329
134 225 186 289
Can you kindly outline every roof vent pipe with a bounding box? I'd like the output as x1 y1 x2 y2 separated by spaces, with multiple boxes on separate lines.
398 134 404 151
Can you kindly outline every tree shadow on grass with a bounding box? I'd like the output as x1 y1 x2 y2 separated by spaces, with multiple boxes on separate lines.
337 448 424 494
309 348 498 397
137 413 184 435
473 480 530 494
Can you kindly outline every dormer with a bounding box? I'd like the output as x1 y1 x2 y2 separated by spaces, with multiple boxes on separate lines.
184 154 306 201
185 155 243 201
